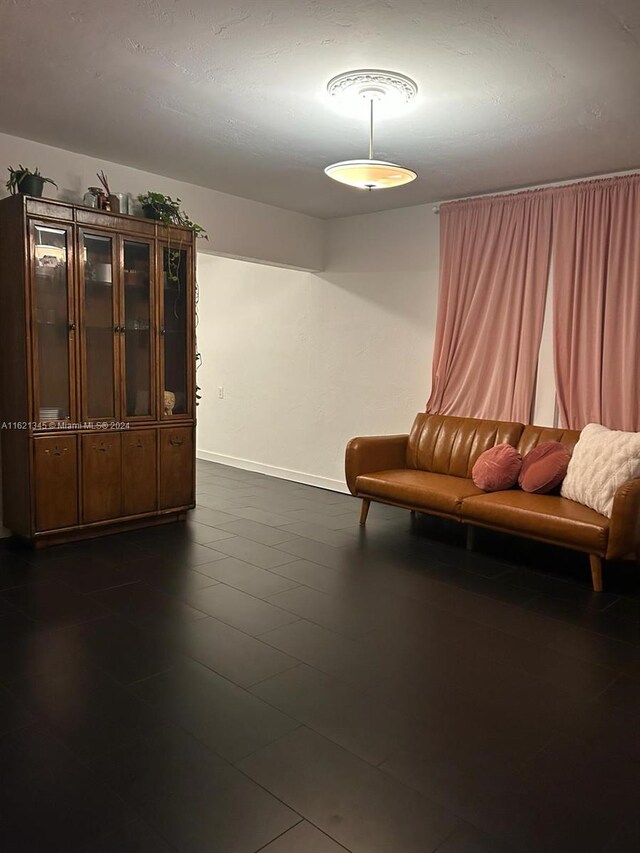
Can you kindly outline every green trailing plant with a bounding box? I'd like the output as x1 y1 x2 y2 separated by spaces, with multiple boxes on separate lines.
6 165 58 195
165 248 182 284
138 192 206 405
138 192 207 282
137 192 207 238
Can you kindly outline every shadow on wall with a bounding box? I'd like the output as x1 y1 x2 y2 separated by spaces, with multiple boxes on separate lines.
0 130 325 271
321 204 440 321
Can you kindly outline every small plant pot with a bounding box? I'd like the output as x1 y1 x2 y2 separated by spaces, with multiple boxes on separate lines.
18 174 45 197
142 204 161 220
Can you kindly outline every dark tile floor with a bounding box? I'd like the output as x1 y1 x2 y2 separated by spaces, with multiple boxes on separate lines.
0 460 638 852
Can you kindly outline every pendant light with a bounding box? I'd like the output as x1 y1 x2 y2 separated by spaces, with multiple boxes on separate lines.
324 70 418 191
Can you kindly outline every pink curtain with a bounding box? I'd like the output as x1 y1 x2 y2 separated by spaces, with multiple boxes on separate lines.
553 175 640 431
426 191 552 422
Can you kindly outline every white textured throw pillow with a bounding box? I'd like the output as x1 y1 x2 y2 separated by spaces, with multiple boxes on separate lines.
561 423 640 518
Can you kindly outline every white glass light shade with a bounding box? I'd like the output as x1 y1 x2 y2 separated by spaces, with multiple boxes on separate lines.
324 159 417 190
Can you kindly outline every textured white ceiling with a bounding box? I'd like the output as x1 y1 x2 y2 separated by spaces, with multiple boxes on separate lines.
1 0 639 218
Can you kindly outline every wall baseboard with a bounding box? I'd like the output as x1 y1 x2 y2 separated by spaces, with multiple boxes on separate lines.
196 450 349 494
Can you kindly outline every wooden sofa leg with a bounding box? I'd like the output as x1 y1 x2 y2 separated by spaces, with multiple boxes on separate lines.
466 526 475 552
359 499 371 526
589 555 603 592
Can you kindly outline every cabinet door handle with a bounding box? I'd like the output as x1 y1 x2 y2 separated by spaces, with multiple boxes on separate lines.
93 443 111 453
169 435 184 447
68 323 76 332
160 327 166 336
45 445 67 457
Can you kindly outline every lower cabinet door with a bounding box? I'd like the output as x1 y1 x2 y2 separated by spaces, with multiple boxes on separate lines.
34 435 78 531
159 426 194 509
81 433 122 523
121 429 157 516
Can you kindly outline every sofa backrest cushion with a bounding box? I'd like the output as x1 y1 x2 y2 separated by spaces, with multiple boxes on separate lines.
517 425 581 458
407 414 525 479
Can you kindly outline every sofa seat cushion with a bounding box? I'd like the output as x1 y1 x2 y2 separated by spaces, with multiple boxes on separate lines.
462 491 609 553
355 470 485 516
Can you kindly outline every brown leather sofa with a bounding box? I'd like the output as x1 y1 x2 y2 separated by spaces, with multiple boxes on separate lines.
345 413 640 591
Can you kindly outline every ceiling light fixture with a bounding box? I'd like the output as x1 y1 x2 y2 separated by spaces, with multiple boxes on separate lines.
324 70 418 191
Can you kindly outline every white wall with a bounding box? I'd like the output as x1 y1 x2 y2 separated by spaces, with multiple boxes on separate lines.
0 132 325 271
196 204 440 489
195 198 561 491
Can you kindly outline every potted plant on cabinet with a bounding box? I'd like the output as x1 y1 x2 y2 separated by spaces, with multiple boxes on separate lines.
6 165 58 197
137 192 207 238
138 191 207 282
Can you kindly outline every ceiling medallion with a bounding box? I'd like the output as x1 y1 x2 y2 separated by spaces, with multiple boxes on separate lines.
326 70 418 106
324 69 418 191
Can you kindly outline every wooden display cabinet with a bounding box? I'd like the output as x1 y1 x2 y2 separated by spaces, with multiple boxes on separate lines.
0 194 196 546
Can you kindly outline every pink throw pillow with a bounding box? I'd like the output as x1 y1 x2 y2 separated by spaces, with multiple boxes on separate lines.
519 441 572 494
472 444 522 492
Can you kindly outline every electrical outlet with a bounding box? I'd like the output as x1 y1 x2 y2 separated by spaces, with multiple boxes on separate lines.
218 386 224 399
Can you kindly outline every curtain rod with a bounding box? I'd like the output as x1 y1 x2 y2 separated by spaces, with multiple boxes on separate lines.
430 169 640 214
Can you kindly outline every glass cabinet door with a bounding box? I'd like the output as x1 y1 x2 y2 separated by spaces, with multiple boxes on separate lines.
80 231 117 421
122 239 154 419
160 245 191 418
30 222 74 423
